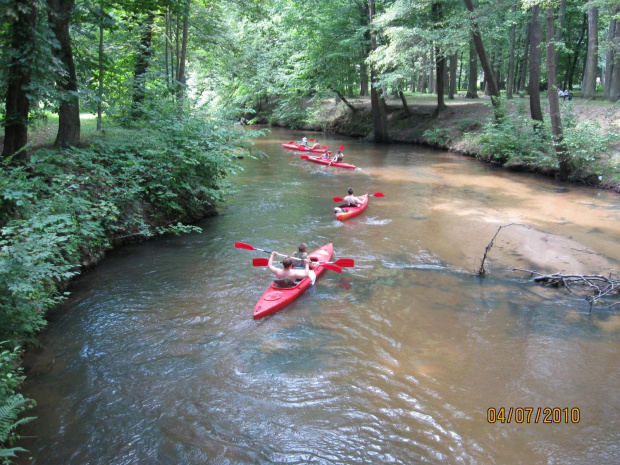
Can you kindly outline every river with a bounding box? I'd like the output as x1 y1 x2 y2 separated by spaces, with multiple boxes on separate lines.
18 127 620 464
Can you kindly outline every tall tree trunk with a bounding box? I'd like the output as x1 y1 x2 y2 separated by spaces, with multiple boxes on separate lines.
545 5 570 180
529 5 543 124
458 51 464 90
506 2 517 99
567 14 587 90
611 11 620 102
429 47 435 93
463 0 500 118
2 0 37 160
449 53 457 99
360 62 369 96
604 7 618 100
97 8 104 131
581 2 598 99
176 0 190 104
433 2 447 114
48 0 80 147
132 12 155 117
555 0 566 73
418 53 428 92
518 17 531 93
466 38 478 98
368 0 389 142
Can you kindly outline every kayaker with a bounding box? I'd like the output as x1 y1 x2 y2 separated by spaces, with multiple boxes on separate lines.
300 137 310 148
320 149 330 159
268 251 316 285
311 141 321 149
343 187 364 207
291 243 317 270
332 149 344 162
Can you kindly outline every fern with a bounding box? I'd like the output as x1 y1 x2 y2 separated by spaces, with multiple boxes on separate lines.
0 394 35 464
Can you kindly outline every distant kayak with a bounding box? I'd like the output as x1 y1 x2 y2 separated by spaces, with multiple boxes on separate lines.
335 194 369 221
282 143 332 154
300 155 356 170
253 243 334 320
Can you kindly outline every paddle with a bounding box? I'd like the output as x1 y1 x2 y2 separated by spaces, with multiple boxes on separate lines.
235 242 342 273
332 192 386 202
252 257 354 268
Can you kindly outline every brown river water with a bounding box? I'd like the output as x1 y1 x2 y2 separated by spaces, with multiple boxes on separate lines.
18 127 620 464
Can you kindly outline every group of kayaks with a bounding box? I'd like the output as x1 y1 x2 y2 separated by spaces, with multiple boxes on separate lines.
236 140 384 320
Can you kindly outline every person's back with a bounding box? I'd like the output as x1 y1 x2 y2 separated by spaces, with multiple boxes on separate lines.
343 187 363 206
268 251 316 284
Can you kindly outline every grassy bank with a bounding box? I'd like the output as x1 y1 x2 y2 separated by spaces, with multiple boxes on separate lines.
0 109 261 461
263 93 620 191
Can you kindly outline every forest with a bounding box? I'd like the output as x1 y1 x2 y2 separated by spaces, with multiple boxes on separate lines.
1 0 619 460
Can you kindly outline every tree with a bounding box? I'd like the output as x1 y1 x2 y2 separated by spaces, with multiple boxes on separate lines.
545 3 570 180
466 38 479 97
528 5 543 124
368 0 389 142
581 0 599 99
2 0 38 160
47 0 81 147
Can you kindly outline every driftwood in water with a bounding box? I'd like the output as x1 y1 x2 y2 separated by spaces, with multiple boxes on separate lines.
476 224 619 311
512 268 620 311
476 223 530 275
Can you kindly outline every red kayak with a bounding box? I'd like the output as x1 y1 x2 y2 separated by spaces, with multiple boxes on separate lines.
334 194 368 221
300 155 356 170
254 243 334 319
282 143 332 154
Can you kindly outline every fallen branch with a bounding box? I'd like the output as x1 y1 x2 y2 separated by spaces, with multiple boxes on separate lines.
476 223 530 275
512 268 620 311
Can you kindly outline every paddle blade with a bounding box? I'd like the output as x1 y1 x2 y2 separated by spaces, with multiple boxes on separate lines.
253 258 269 266
300 155 310 159
309 138 315 141
334 258 354 267
372 192 386 198
322 263 342 273
332 197 345 202
322 145 329 149
339 144 344 151
235 242 255 250
288 141 294 144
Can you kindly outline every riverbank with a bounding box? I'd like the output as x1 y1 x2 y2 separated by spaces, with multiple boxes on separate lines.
261 94 620 192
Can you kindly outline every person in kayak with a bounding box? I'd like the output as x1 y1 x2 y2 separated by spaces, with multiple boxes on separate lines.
299 137 310 148
335 187 365 213
291 243 318 269
311 141 321 149
320 149 330 159
332 149 344 162
268 251 316 285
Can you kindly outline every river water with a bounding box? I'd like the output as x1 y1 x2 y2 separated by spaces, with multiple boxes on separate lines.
18 127 620 464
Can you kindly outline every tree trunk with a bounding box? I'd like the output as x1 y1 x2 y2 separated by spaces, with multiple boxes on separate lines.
458 51 464 90
466 38 478 98
604 8 617 100
463 0 500 118
418 53 428 92
581 2 598 99
545 5 570 180
611 11 620 102
360 61 369 96
333 88 359 112
132 12 155 117
555 0 566 73
529 5 543 124
48 0 80 147
433 2 447 114
2 0 37 160
449 53 457 99
506 2 517 99
176 0 190 103
399 91 411 115
567 14 587 90
518 17 531 93
97 9 104 131
368 0 389 142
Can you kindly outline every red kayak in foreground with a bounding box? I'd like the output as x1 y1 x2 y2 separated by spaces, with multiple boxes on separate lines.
282 143 332 154
300 155 356 170
335 194 369 221
254 243 334 320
